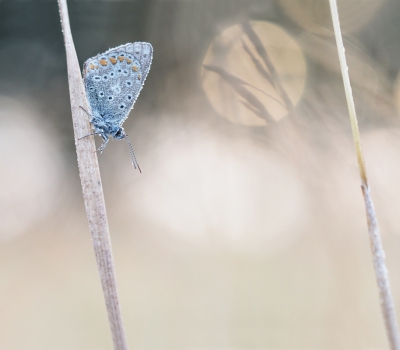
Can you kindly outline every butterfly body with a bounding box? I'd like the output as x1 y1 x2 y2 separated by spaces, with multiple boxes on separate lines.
82 42 153 155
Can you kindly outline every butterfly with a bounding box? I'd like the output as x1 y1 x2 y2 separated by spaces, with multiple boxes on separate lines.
81 42 153 172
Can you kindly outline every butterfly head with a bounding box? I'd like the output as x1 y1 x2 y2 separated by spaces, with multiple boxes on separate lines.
112 126 126 140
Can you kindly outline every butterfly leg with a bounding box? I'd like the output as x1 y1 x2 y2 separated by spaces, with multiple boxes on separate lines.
98 135 109 154
78 132 102 140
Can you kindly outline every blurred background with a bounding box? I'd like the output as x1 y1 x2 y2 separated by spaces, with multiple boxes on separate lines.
1 0 400 349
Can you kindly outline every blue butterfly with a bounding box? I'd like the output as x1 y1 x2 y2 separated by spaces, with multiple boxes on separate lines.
81 42 153 172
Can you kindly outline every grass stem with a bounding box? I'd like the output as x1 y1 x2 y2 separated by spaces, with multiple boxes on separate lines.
329 1 400 348
58 1 129 349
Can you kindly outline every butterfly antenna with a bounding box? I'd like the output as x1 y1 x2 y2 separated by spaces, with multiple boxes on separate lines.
125 135 142 173
79 106 92 117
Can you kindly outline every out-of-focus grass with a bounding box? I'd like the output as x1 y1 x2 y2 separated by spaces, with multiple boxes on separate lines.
1 1 400 349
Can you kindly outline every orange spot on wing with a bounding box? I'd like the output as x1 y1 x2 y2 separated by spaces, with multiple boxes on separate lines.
89 63 96 69
118 56 124 62
138 74 142 80
99 59 108 66
132 65 138 72
126 59 132 64
109 57 117 64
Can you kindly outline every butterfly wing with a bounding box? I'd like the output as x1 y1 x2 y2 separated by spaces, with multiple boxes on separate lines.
83 42 153 129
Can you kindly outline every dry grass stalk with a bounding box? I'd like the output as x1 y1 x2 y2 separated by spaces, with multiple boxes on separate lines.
58 0 128 349
329 0 400 348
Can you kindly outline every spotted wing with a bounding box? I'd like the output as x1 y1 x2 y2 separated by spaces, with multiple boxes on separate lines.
83 42 153 127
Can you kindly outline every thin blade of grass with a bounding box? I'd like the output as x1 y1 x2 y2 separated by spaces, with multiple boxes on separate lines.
328 1 400 349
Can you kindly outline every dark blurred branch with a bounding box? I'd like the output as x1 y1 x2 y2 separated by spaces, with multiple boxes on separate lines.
203 64 277 124
241 39 274 87
204 62 285 107
241 22 294 112
58 1 129 349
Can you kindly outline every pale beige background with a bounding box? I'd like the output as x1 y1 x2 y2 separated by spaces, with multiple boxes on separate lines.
1 1 400 349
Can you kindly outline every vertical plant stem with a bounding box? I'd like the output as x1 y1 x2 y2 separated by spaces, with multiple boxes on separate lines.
328 1 400 348
58 1 129 349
